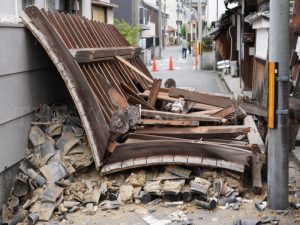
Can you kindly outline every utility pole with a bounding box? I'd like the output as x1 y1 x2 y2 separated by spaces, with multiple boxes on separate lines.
163 0 166 49
189 0 192 47
198 0 203 69
217 0 219 21
268 0 290 210
177 2 180 45
158 0 162 59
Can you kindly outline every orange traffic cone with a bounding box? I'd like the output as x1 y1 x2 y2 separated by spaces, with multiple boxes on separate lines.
169 56 174 71
152 57 157 72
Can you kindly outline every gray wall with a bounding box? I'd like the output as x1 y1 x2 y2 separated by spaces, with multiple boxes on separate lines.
0 0 17 16
0 24 69 206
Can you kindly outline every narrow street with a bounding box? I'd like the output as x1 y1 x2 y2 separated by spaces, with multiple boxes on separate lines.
149 46 227 94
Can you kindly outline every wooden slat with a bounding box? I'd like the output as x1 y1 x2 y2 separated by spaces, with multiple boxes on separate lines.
243 115 264 153
127 95 154 110
102 155 245 175
136 125 250 139
116 56 153 83
148 79 162 107
169 88 267 117
141 109 225 123
243 115 265 194
212 106 236 118
120 82 155 110
105 140 252 165
140 91 180 102
138 119 199 126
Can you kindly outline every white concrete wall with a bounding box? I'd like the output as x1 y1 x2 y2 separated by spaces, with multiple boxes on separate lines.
82 0 92 19
107 8 114 24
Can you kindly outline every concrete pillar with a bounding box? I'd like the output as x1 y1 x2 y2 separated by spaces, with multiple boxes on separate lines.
267 0 290 210
132 0 139 25
82 0 92 19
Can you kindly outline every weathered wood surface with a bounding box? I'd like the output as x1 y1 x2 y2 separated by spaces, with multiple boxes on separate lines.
70 46 141 63
252 152 264 194
169 88 267 117
102 155 245 175
127 133 252 150
148 79 162 107
243 115 265 194
243 115 265 153
141 109 225 123
106 140 251 165
212 106 236 118
121 82 155 110
138 119 199 126
116 56 153 83
127 95 153 110
135 125 250 139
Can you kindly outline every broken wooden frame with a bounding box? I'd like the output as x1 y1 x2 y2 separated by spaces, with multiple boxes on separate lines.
21 7 153 167
21 7 266 182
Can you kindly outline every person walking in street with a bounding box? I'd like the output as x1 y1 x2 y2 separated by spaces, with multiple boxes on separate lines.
182 37 188 59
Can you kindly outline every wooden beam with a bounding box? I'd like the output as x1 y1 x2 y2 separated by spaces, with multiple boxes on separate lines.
243 115 265 194
212 106 236 118
188 109 222 116
70 47 142 63
169 88 267 117
140 91 180 102
106 140 252 165
120 82 155 110
116 56 153 83
102 155 245 175
136 125 250 139
127 133 252 150
243 115 264 153
138 119 199 126
141 109 226 123
148 79 162 107
127 95 154 110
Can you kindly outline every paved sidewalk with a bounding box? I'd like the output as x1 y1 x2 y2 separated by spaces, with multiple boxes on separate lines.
148 46 228 94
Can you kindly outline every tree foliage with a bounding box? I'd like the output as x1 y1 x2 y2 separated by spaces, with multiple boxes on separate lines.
114 18 141 46
181 25 186 38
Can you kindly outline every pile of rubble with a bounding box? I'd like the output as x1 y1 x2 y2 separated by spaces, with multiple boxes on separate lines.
2 103 299 224
0 102 251 224
2 104 94 224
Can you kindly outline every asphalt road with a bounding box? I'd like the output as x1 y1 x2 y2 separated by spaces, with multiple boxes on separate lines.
148 46 228 94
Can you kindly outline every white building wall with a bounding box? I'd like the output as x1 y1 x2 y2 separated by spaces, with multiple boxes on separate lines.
107 8 114 24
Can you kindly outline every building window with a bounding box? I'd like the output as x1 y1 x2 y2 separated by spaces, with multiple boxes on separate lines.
22 0 35 10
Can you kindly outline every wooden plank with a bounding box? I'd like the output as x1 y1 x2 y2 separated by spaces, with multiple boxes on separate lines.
101 155 245 175
120 82 155 110
148 79 162 107
136 125 250 139
127 133 252 150
243 115 264 153
169 88 267 117
252 152 264 194
116 56 153 83
243 115 265 194
70 46 141 63
140 91 180 102
138 119 199 126
127 95 154 110
212 106 236 118
188 109 222 116
105 140 252 166
141 109 226 123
